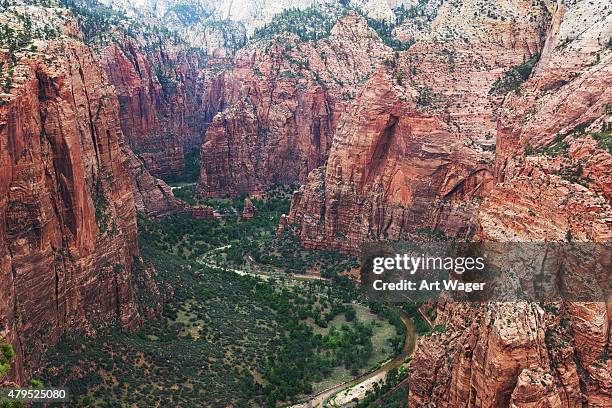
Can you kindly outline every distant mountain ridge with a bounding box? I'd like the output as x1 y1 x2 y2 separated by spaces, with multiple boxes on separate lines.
102 0 417 38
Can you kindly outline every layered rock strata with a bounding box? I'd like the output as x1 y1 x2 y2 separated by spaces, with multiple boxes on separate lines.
407 0 612 406
286 0 551 252
197 14 392 197
0 5 162 382
98 34 217 179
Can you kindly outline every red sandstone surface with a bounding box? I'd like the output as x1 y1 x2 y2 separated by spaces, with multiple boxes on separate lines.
0 6 164 382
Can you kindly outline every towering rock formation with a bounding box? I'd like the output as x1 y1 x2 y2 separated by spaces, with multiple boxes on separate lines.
286 0 550 252
0 4 161 382
478 0 612 242
58 1 209 209
405 0 612 406
197 13 392 197
97 35 216 179
1 1 609 405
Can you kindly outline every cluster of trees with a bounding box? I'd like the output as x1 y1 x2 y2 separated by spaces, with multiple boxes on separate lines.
489 53 540 95
592 123 611 154
42 235 379 406
251 282 375 403
155 64 179 95
165 3 210 27
354 366 410 408
0 9 55 92
39 255 284 406
0 338 21 408
59 0 186 49
41 183 405 406
92 177 111 233
393 0 437 24
364 17 414 51
245 223 358 279
253 6 346 42
163 148 201 184
261 320 375 403
252 3 418 51
206 19 247 53
59 0 126 43
0 337 15 379
400 302 432 335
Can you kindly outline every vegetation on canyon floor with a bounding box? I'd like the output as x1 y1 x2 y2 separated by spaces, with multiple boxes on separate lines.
0 338 22 408
353 366 409 408
0 337 16 380
37 190 406 407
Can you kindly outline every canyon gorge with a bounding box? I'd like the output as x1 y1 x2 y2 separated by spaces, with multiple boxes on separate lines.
0 0 610 406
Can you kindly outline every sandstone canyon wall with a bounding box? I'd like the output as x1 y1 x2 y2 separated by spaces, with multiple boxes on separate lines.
97 33 217 179
0 0 609 405
196 13 392 197
406 0 611 406
281 0 611 406
103 1 415 184
0 4 163 383
286 0 551 252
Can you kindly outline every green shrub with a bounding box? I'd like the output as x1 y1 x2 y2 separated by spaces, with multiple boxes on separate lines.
0 338 15 379
490 54 540 94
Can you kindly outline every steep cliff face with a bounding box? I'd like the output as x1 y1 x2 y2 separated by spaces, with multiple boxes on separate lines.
122 143 187 217
287 69 489 252
407 1 612 406
0 5 159 383
97 31 215 179
197 13 391 197
286 0 550 252
409 300 610 407
479 0 612 242
55 0 225 181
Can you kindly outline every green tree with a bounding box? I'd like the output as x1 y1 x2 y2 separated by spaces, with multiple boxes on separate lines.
0 337 16 379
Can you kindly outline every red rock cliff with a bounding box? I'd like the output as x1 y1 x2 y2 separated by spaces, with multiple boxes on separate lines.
286 0 550 253
278 1 610 406
97 31 221 179
407 0 611 406
196 14 392 198
0 6 158 383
